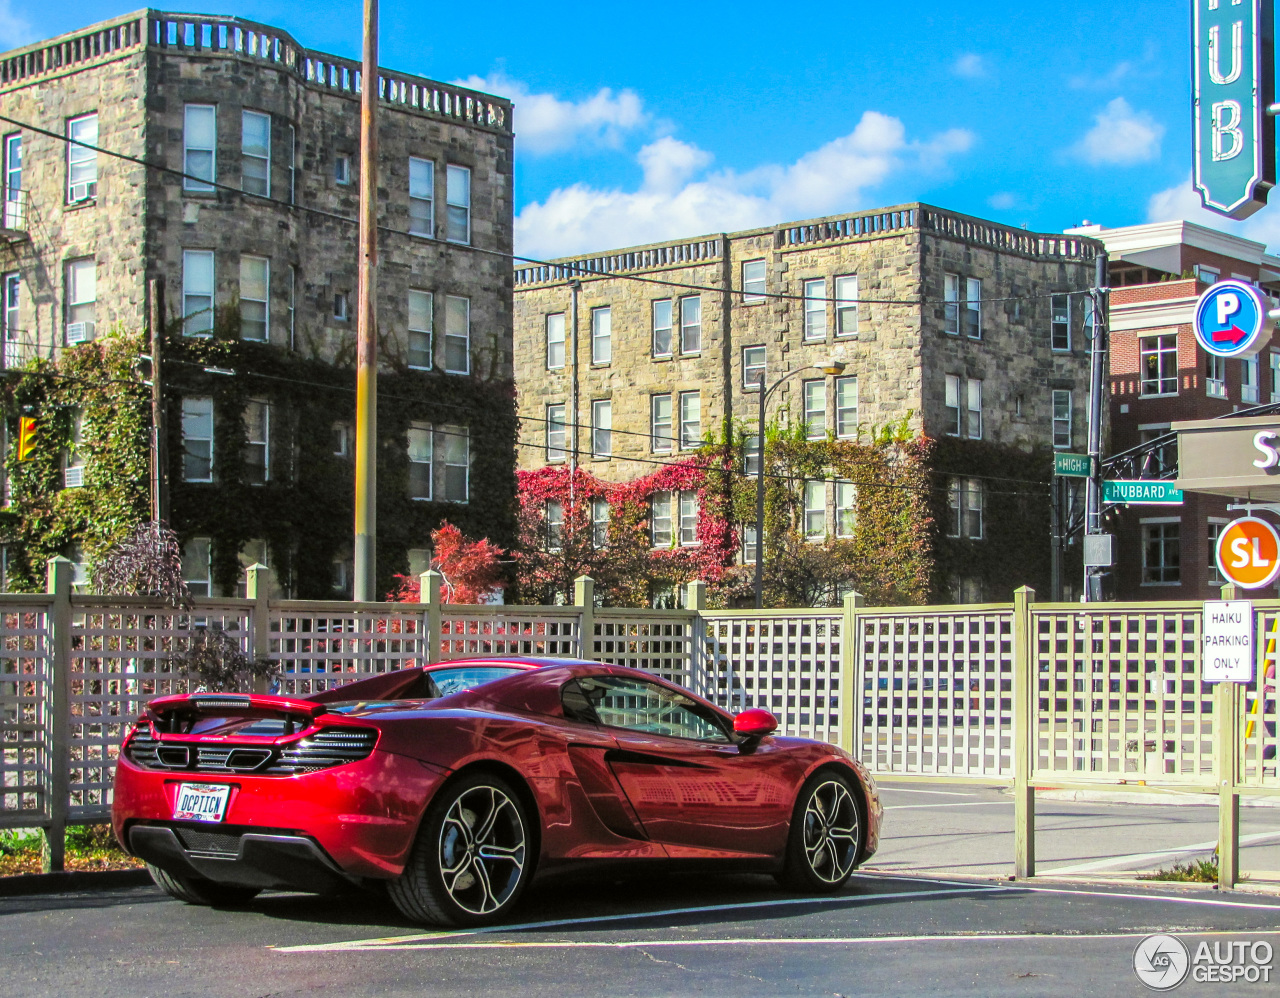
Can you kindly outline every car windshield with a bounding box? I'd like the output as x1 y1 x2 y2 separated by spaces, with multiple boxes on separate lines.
428 666 524 696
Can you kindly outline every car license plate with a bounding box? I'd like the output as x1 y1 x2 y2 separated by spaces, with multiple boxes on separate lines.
174 783 231 823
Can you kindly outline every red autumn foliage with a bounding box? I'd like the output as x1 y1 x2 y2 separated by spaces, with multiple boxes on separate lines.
386 521 506 604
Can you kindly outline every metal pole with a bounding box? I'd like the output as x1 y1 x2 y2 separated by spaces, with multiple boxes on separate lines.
352 0 379 602
1083 252 1109 602
148 277 166 525
1049 478 1061 602
753 375 767 609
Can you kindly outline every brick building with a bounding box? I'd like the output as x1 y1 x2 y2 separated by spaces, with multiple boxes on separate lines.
0 10 515 597
1066 220 1280 600
514 205 1101 604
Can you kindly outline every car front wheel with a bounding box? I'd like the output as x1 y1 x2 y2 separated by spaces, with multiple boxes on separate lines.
388 772 532 927
777 771 864 892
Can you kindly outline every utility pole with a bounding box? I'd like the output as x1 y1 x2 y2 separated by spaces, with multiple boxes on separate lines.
148 277 167 524
1084 252 1109 602
352 0 379 602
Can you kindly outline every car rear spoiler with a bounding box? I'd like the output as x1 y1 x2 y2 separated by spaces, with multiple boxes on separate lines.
145 692 328 727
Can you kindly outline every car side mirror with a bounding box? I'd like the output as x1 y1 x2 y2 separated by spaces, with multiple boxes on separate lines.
733 708 778 739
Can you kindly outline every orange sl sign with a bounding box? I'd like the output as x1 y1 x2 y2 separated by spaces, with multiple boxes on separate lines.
1215 516 1280 590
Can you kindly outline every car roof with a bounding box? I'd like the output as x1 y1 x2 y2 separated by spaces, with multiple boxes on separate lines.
423 656 599 671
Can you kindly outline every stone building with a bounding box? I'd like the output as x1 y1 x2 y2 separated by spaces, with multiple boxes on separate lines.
0 10 515 597
1067 220 1280 600
514 205 1101 604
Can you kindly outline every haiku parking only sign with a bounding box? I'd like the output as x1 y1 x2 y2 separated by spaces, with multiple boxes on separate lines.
1203 600 1254 683
1193 0 1276 218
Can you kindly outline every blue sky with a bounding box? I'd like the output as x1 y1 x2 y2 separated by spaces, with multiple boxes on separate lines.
18 0 1271 258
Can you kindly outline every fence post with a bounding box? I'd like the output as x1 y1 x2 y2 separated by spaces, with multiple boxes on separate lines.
43 556 72 873
840 591 864 755
575 576 595 660
686 579 709 702
1216 582 1242 889
1012 585 1035 879
420 570 442 663
245 564 273 693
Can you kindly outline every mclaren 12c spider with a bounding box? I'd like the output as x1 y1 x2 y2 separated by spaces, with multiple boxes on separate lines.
112 657 882 925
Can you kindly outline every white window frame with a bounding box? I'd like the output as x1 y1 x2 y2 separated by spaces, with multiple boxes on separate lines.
445 164 471 244
243 399 270 484
678 490 699 546
679 391 700 450
444 295 470 375
1051 294 1070 352
182 250 214 337
680 295 701 354
803 278 826 341
835 480 856 538
944 374 961 437
652 300 672 358
546 500 564 552
1270 352 1280 402
239 255 269 342
407 420 433 501
743 346 766 390
591 498 609 549
803 380 826 440
1208 517 1229 587
967 378 983 440
742 523 759 565
181 396 214 483
1141 517 1181 586
1052 389 1072 450
836 376 858 440
651 491 673 547
441 424 470 503
182 537 213 597
591 306 611 365
742 260 766 303
287 123 296 204
334 153 351 185
409 157 434 237
287 265 297 351
546 312 566 370
592 399 612 458
1242 355 1260 404
804 481 826 540
67 113 99 199
66 258 96 332
834 274 858 337
408 289 433 370
1140 334 1179 396
744 434 761 476
333 291 349 321
964 277 982 339
944 273 960 335
651 394 673 453
545 404 566 463
182 105 215 192
1206 354 1227 399
241 109 270 197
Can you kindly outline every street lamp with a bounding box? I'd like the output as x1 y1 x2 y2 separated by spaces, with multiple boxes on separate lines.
751 355 848 609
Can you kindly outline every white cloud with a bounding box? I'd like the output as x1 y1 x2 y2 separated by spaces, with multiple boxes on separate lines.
1073 97 1164 166
515 112 975 259
454 72 646 155
0 1 32 48
988 192 1019 210
1146 174 1280 250
952 53 987 79
1069 61 1134 90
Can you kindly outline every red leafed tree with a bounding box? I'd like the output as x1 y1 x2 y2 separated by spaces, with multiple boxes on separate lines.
386 521 506 604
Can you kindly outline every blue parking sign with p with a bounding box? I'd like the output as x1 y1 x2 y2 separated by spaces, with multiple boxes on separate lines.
1194 279 1268 358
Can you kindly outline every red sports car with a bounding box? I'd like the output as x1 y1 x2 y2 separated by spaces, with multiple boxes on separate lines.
112 657 882 926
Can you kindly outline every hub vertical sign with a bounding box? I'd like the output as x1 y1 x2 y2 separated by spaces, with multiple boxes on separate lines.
1194 0 1276 219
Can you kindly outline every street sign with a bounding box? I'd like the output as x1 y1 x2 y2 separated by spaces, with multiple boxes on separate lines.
1054 453 1091 477
1193 279 1269 358
1215 515 1280 589
1203 600 1255 682
1193 0 1276 219
1102 480 1185 505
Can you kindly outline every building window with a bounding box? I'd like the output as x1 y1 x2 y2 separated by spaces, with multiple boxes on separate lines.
651 491 673 547
1052 389 1072 449
441 425 469 502
409 157 434 237
63 410 85 488
3 272 18 367
1208 518 1228 587
742 524 759 564
944 273 960 335
948 478 984 540
67 112 99 202
1196 265 1220 284
239 255 269 341
742 260 766 303
804 481 826 540
181 397 214 482
408 290 432 370
592 400 611 458
1242 355 1260 404
836 376 858 439
679 491 699 546
836 480 856 538
744 434 761 476
334 153 351 185
545 500 564 552
444 295 470 374
182 538 212 597
182 250 213 337
967 378 983 439
834 274 858 337
652 300 672 357
333 291 349 321
287 124 296 204
591 306 611 365
407 421 432 500
680 296 701 353
243 400 270 484
679 391 700 450
182 105 215 192
1142 520 1180 585
651 394 673 453
743 346 766 389
4 132 20 229
944 375 961 436
331 421 351 458
1140 334 1178 395
1051 295 1070 352
65 258 96 340
1139 424 1176 476
1083 295 1097 342
1206 354 1227 398
241 110 270 196
1271 352 1280 402
545 404 566 462
446 164 470 244
287 265 297 351
803 278 826 341
592 499 609 549
546 312 565 370
407 548 432 579
964 278 981 339
803 380 826 439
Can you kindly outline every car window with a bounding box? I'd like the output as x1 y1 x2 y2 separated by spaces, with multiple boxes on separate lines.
574 675 730 743
427 666 523 696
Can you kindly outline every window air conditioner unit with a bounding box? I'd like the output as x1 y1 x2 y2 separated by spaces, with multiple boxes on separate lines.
63 466 85 489
68 181 97 203
65 321 94 344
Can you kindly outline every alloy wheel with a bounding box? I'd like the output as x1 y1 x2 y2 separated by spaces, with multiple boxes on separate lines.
437 784 528 915
801 779 860 883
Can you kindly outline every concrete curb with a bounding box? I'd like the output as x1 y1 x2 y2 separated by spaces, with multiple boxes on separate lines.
0 868 151 896
1033 788 1280 807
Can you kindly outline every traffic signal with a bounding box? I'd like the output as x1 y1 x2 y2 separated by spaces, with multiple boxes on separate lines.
16 416 35 460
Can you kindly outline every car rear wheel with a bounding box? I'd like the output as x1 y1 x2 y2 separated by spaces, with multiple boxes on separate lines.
146 863 262 906
776 772 864 892
388 772 532 927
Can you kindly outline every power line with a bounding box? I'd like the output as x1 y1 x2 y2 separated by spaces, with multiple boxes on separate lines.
6 111 1098 308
